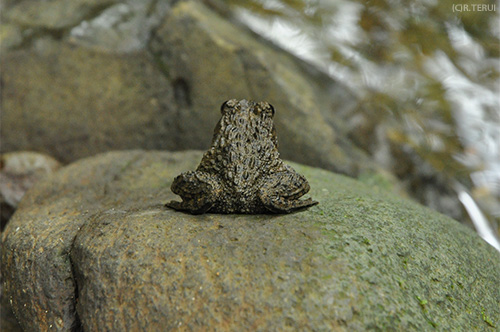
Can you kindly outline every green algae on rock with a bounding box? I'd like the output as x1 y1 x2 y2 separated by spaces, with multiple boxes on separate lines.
1 150 499 331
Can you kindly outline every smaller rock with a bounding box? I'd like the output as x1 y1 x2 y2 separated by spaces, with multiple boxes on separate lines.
0 151 61 229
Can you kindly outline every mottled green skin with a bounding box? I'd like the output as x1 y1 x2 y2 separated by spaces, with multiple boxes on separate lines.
2 151 499 331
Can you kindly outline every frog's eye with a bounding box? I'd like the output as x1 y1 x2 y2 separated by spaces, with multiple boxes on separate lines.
267 103 275 117
220 100 230 114
220 99 237 114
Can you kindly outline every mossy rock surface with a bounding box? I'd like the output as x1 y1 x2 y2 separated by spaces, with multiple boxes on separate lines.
2 150 499 331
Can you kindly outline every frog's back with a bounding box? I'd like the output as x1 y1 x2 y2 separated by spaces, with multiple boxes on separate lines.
197 99 284 212
167 99 317 215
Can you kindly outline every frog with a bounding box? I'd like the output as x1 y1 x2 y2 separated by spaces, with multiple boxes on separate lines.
166 99 318 214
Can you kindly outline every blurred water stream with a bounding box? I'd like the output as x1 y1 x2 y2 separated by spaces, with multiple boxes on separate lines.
222 0 500 251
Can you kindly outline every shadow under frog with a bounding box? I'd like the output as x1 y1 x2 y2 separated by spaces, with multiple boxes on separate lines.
166 99 318 214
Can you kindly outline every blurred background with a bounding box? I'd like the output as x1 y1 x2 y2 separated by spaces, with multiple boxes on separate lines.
1 0 499 249
218 0 500 244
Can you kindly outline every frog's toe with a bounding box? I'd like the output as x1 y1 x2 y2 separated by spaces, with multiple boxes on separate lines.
165 197 215 215
165 200 183 210
260 194 318 214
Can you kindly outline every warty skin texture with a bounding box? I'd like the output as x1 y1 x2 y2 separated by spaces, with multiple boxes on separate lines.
166 99 318 214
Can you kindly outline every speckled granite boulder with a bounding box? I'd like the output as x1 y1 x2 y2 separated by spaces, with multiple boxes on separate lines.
1 150 499 331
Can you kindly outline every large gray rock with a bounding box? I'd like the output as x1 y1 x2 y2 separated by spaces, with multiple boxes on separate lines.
1 41 175 163
150 1 367 175
2 150 498 331
0 0 369 177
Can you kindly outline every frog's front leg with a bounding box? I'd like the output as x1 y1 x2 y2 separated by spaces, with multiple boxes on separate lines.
258 166 318 213
166 171 219 214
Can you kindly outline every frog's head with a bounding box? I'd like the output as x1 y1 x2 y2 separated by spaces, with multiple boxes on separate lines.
211 99 277 148
220 99 274 127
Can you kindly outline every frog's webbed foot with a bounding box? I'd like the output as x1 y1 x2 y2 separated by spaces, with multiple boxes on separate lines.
258 167 318 214
166 171 219 215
